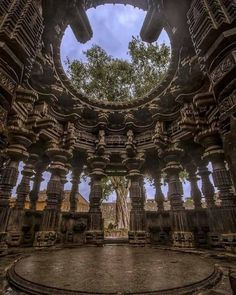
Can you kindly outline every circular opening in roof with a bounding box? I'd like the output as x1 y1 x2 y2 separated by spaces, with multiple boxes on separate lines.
61 4 171 103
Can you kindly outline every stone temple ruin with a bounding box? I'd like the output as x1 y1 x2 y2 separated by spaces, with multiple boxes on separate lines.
1 1 236 294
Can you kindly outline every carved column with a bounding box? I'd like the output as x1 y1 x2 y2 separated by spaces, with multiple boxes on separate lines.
58 169 68 212
70 167 82 213
29 165 44 211
88 175 103 230
197 132 236 208
196 131 236 250
197 161 216 209
86 153 109 245
211 155 236 208
163 160 184 211
185 163 202 209
6 155 38 246
34 147 71 247
154 175 165 212
15 155 38 210
123 152 146 244
0 104 35 251
163 146 195 247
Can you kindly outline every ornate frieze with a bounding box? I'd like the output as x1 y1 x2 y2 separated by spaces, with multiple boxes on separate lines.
188 0 236 52
219 90 236 120
211 51 236 85
0 0 44 82
0 70 17 95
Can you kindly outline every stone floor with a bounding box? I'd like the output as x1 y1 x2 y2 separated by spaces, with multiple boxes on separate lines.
1 246 236 294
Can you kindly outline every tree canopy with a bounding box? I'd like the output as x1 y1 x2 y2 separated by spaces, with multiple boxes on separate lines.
66 36 170 101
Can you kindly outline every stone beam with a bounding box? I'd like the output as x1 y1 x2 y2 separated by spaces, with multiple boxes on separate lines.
140 5 163 43
69 2 93 44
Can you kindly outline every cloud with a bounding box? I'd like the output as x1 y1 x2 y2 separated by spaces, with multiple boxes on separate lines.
60 4 170 67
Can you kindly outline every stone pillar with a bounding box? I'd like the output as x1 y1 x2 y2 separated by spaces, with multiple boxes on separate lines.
154 176 165 212
58 170 68 212
29 165 44 211
86 153 109 245
0 160 19 252
86 174 104 245
211 155 236 208
6 156 36 247
123 152 146 244
196 131 236 250
7 155 37 247
0 122 34 251
70 167 82 213
197 161 216 209
34 147 71 247
15 159 36 210
89 175 103 229
197 132 236 208
164 164 184 211
163 147 195 248
185 163 202 209
128 174 146 244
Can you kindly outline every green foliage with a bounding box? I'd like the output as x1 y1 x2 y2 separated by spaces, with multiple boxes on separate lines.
66 37 170 101
101 177 114 201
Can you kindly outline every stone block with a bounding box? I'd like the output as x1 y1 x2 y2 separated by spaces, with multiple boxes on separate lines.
34 231 57 247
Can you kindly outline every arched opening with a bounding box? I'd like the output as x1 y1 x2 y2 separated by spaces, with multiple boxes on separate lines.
60 4 171 102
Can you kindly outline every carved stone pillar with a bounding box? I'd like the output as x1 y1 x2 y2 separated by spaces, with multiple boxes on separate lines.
197 132 236 208
211 155 236 208
88 175 103 230
185 163 202 209
86 153 109 245
197 161 216 209
0 160 19 252
128 174 146 234
15 156 38 210
162 146 195 247
34 147 71 247
29 166 44 211
196 131 236 250
123 152 146 244
0 114 34 251
6 156 37 246
223 118 236 190
164 163 184 211
154 176 165 212
70 167 82 213
58 170 68 211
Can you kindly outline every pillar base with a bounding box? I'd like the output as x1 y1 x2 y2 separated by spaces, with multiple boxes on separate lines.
207 232 223 249
85 230 104 245
128 231 146 245
172 231 195 248
221 233 236 252
0 232 8 254
34 231 57 247
7 231 23 247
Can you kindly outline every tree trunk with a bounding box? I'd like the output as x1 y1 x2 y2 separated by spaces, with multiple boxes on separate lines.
110 177 129 229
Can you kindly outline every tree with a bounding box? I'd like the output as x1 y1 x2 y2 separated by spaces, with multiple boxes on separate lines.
66 37 170 101
67 37 170 229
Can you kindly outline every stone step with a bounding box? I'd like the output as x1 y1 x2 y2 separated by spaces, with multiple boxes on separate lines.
104 237 129 245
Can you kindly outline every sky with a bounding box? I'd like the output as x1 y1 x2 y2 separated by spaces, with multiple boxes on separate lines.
60 4 170 65
12 4 212 202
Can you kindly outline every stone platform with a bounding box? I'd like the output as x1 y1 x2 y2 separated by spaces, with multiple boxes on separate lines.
7 246 222 294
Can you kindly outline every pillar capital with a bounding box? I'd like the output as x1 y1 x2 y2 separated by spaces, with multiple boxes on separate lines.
87 152 110 178
122 151 145 178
